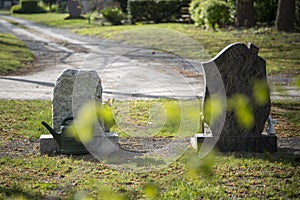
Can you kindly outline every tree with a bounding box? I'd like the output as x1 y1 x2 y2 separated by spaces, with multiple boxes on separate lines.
236 0 255 27
275 0 296 31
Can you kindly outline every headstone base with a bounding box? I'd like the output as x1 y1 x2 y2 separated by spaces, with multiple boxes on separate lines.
39 134 61 154
191 133 277 153
40 133 119 155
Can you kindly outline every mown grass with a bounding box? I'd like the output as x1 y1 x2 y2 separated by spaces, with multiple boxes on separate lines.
0 140 299 199
7 13 300 77
0 99 299 199
0 33 34 75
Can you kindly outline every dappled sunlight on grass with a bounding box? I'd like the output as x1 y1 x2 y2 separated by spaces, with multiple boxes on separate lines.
0 33 34 74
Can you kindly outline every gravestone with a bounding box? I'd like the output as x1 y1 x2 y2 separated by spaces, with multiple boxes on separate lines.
40 69 104 154
191 43 277 152
66 0 83 19
52 69 103 132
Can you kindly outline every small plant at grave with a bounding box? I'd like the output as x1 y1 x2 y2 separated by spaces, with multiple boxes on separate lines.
101 8 126 25
98 98 116 132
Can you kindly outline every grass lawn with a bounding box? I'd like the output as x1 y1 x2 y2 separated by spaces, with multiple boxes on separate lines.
0 99 299 199
0 33 34 75
5 12 300 78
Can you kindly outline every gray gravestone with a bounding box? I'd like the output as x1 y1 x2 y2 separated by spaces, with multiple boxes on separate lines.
67 0 82 19
192 43 277 152
40 69 103 154
53 69 103 132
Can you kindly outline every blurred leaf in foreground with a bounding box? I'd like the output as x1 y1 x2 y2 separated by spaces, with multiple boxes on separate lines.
68 101 100 144
186 151 216 178
203 94 224 125
228 94 254 129
144 183 159 200
253 80 269 105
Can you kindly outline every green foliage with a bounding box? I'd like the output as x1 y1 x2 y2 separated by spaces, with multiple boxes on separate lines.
98 99 116 132
127 0 181 23
0 33 34 75
11 0 47 14
252 80 270 105
203 94 224 125
101 7 126 25
189 0 232 28
189 0 206 26
228 95 254 129
254 0 278 25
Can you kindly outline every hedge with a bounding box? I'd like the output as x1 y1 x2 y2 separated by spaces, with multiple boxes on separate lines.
128 0 181 23
11 0 46 14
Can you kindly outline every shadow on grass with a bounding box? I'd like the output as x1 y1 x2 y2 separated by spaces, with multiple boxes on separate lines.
220 146 300 166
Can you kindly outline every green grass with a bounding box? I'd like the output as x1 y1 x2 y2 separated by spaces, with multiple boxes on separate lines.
7 13 299 77
0 141 299 199
0 100 299 199
0 100 51 145
0 33 34 75
9 13 93 29
111 99 202 137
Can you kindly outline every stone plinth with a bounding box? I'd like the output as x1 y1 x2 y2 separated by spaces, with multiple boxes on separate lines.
40 133 119 155
40 134 60 154
191 133 277 153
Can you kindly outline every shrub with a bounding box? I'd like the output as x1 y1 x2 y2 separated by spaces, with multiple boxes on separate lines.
11 0 46 14
101 7 126 25
128 0 181 23
189 0 231 28
189 0 207 26
254 0 278 25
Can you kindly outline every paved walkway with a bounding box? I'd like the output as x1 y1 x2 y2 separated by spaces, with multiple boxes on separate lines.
0 15 298 101
0 15 204 100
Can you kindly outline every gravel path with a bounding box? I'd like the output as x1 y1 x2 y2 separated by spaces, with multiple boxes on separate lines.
0 15 204 101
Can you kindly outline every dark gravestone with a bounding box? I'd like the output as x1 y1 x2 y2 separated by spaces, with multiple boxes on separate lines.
192 43 277 152
66 0 83 19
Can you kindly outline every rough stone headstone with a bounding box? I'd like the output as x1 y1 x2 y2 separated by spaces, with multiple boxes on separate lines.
40 69 104 154
192 43 277 152
52 69 103 132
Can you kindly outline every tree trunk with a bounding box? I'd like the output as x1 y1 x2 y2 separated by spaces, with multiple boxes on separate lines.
236 0 255 27
275 0 296 32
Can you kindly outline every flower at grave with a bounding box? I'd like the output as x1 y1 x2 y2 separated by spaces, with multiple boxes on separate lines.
98 99 116 132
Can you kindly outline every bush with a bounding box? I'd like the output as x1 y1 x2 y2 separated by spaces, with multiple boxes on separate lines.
101 7 126 25
11 0 46 14
128 0 181 23
189 0 231 28
254 0 278 25
189 0 207 26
